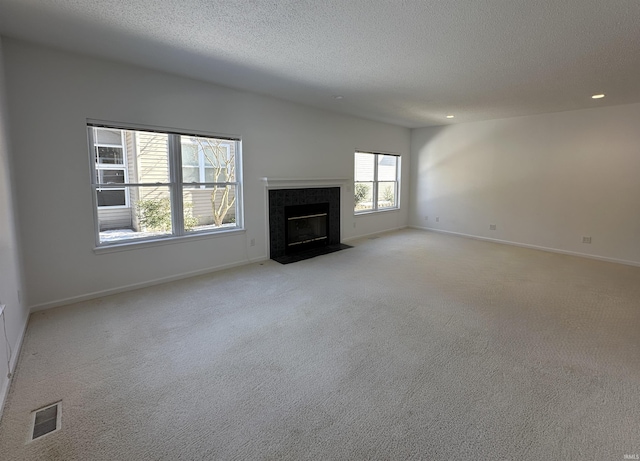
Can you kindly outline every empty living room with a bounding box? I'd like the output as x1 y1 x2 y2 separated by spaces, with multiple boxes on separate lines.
0 1 639 460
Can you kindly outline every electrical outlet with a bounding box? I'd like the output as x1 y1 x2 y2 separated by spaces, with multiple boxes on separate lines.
489 224 496 230
250 238 255 247
582 236 592 244
436 217 440 222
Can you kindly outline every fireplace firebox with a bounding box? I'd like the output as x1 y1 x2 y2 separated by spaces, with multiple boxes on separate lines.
269 187 349 263
285 202 329 253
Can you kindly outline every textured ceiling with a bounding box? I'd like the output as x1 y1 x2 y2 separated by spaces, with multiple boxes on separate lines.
1 0 639 128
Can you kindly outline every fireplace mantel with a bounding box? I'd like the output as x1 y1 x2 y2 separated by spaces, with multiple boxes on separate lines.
261 177 349 189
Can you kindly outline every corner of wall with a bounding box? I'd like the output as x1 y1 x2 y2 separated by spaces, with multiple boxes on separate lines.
0 36 31 421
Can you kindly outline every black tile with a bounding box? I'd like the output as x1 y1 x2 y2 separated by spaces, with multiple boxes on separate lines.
272 244 352 264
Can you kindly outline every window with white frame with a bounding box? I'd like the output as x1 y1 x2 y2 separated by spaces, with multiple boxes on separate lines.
354 151 400 213
93 128 128 208
88 123 242 246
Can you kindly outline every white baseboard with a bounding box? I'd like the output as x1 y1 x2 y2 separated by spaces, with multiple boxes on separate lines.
0 312 28 423
29 256 268 313
343 225 408 243
409 225 640 268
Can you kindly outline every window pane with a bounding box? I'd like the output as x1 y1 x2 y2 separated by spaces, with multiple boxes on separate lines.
97 189 126 207
202 147 216 168
130 132 170 183
204 167 215 183
95 128 122 145
355 152 375 181
183 167 199 184
97 147 124 165
98 186 172 244
98 169 125 184
183 185 237 232
377 181 397 209
378 155 397 181
202 168 229 183
181 143 199 166
354 182 373 212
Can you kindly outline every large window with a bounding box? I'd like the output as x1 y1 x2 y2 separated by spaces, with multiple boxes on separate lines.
354 151 400 213
88 123 242 246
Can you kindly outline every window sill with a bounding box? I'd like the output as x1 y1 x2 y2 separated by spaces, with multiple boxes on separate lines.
97 205 130 210
354 207 400 216
93 227 246 254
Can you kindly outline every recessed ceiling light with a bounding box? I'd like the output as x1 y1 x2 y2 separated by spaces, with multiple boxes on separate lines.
446 115 455 119
333 95 344 100
591 94 605 99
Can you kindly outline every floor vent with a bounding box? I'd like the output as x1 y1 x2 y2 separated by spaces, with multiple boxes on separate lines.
30 402 61 441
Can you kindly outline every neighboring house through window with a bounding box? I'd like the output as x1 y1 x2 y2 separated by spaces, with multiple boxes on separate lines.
181 138 231 186
354 151 400 213
93 127 128 208
89 123 243 246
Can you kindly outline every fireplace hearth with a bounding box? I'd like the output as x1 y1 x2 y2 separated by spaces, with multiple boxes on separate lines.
269 187 350 264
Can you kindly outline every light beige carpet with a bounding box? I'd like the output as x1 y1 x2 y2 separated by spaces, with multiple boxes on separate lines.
1 229 639 460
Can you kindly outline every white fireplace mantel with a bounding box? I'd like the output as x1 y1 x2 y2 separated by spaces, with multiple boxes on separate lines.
261 177 350 189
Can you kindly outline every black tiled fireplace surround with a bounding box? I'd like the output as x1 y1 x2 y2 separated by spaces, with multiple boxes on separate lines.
269 187 341 260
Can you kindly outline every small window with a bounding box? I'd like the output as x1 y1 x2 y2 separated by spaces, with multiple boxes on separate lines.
89 124 243 246
354 151 400 213
93 128 128 209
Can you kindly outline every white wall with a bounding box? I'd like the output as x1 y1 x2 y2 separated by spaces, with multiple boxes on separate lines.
0 38 28 417
410 103 640 265
3 39 410 309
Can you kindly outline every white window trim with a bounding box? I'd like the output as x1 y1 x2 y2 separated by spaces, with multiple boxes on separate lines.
354 151 401 214
88 121 244 249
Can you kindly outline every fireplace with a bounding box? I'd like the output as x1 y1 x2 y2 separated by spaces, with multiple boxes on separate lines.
286 202 329 252
269 187 348 263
